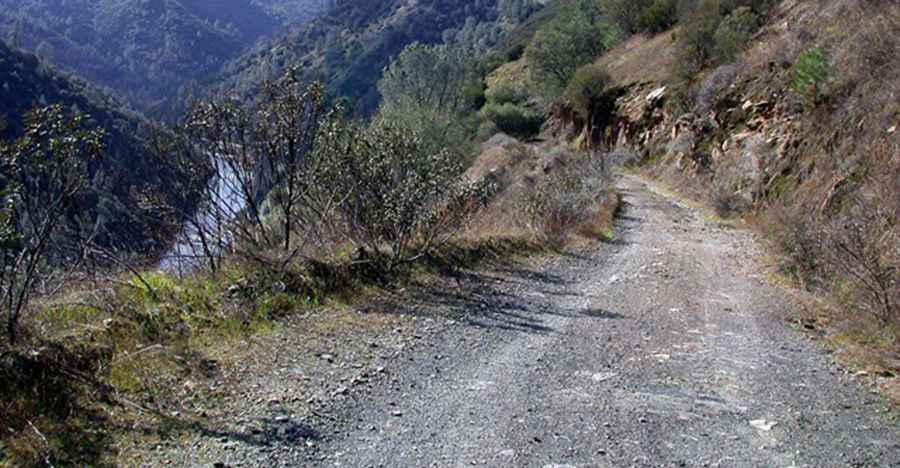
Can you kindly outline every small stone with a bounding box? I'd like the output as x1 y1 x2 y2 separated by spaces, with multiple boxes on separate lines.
750 419 777 431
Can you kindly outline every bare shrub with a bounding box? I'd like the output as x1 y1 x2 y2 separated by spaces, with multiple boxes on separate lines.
523 152 614 247
695 63 739 113
0 105 104 344
766 204 824 289
713 188 749 218
155 69 341 273
822 192 899 325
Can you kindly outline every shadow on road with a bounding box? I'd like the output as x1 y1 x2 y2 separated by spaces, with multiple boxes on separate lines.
580 308 626 319
369 257 587 335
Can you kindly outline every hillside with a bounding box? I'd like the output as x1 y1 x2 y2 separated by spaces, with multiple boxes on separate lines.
582 0 899 379
253 0 335 22
0 40 176 250
214 0 533 114
0 0 329 118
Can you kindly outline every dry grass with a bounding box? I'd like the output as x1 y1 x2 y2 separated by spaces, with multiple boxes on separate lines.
595 29 678 86
464 137 620 247
485 57 530 90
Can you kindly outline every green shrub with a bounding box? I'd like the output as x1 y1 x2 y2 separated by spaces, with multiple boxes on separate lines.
601 0 654 33
481 103 544 139
637 0 678 33
506 43 526 61
320 123 492 271
790 47 833 106
713 6 761 63
674 0 723 80
564 63 611 120
485 82 530 106
600 22 625 50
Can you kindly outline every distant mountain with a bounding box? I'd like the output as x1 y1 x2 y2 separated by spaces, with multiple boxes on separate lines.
253 0 336 23
0 0 330 119
214 0 515 115
0 40 177 251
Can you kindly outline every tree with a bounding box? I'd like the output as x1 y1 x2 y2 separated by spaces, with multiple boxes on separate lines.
157 69 341 273
377 42 482 155
600 0 654 34
525 5 615 102
713 6 761 63
636 0 678 33
674 0 724 80
565 63 615 148
565 63 611 120
0 104 104 344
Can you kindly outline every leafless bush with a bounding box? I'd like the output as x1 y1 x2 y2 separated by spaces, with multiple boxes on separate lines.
695 63 739 113
713 185 751 218
822 195 899 325
523 152 613 246
767 204 825 290
154 69 341 274
0 105 103 344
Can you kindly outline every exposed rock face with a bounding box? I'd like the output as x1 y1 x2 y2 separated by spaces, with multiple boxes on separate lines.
590 76 810 215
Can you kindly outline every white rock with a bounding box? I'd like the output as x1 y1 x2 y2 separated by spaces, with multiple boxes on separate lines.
749 418 777 431
646 86 667 102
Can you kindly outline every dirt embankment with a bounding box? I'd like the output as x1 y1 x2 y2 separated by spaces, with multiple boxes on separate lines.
575 0 900 398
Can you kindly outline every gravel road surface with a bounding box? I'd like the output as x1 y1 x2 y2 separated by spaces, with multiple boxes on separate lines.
307 173 900 467
143 173 899 467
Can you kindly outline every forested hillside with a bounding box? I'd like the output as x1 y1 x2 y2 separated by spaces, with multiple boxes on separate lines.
0 0 330 118
0 40 175 250
253 0 336 22
214 0 540 114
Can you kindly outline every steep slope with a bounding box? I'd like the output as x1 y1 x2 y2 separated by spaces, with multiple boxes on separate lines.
0 40 174 250
214 0 509 114
0 0 309 118
581 0 899 381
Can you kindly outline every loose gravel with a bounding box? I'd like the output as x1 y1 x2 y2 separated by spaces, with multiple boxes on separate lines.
137 173 900 467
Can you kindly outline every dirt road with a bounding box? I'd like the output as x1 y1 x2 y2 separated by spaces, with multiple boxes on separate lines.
144 173 899 467
308 173 899 467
